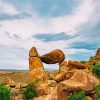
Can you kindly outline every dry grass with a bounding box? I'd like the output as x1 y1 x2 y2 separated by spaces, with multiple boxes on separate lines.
0 71 29 83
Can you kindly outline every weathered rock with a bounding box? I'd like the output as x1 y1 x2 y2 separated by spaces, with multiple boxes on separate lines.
15 83 21 89
96 48 100 56
47 80 57 87
29 47 46 82
29 57 44 70
20 83 28 88
33 95 51 100
68 61 86 69
40 49 65 64
29 67 46 82
51 70 99 100
36 85 54 96
59 61 69 74
3 77 16 85
55 72 65 82
29 47 38 57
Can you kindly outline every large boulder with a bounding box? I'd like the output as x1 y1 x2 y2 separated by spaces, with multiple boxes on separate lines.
68 61 86 69
55 73 66 82
29 67 46 82
40 49 65 64
59 61 69 74
51 70 99 100
29 57 44 70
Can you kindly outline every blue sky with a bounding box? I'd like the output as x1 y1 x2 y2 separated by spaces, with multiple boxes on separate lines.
0 0 100 70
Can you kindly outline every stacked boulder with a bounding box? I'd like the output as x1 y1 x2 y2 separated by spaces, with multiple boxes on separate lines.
29 47 46 82
29 47 99 100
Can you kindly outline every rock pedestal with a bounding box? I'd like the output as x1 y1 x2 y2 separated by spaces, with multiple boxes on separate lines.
29 47 46 82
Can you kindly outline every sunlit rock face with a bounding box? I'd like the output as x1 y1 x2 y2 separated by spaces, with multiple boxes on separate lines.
40 49 65 64
29 47 46 82
96 48 100 56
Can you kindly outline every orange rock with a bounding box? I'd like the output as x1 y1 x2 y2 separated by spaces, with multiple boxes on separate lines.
68 61 86 69
40 49 65 64
33 95 51 100
29 57 44 70
29 67 46 82
29 47 38 57
55 72 65 82
59 61 69 74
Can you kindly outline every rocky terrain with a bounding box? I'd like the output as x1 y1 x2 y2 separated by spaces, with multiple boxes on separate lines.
0 47 100 100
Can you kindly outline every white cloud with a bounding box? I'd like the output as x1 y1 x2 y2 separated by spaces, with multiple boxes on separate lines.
0 0 99 70
0 0 95 38
0 1 19 15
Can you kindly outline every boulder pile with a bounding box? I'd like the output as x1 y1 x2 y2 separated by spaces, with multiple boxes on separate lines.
28 47 100 100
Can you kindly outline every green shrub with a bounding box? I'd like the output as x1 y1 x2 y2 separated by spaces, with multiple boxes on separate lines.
92 64 100 77
24 83 38 100
68 91 87 100
94 84 100 100
80 61 87 64
0 83 11 100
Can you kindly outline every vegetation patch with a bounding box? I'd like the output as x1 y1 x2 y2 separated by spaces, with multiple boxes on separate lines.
68 91 87 100
92 64 100 77
24 83 38 100
0 83 11 100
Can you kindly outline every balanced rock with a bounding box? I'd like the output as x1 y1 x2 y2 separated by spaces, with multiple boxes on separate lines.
68 61 86 69
40 49 65 64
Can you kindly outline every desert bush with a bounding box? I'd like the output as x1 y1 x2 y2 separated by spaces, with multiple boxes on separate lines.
68 91 87 100
92 64 100 77
24 83 38 100
94 84 100 100
0 83 11 100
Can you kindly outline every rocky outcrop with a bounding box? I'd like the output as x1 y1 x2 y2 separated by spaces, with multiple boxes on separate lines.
29 47 46 82
59 61 69 74
68 61 86 69
51 70 99 100
96 48 100 56
86 48 100 66
40 49 65 64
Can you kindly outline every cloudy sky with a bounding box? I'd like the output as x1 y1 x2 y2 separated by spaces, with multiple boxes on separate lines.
0 0 100 70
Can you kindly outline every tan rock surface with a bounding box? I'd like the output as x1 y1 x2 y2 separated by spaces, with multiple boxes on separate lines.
59 61 69 74
40 49 65 64
29 68 46 82
29 57 44 70
29 47 38 57
55 72 65 82
68 61 86 69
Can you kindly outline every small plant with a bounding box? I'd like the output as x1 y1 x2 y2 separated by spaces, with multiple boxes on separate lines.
94 84 100 100
92 64 100 77
0 83 11 100
24 83 38 100
68 91 87 100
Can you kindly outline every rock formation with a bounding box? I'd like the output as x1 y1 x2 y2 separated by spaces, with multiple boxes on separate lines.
40 49 65 64
29 47 46 82
86 48 100 66
28 47 100 100
96 48 100 56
